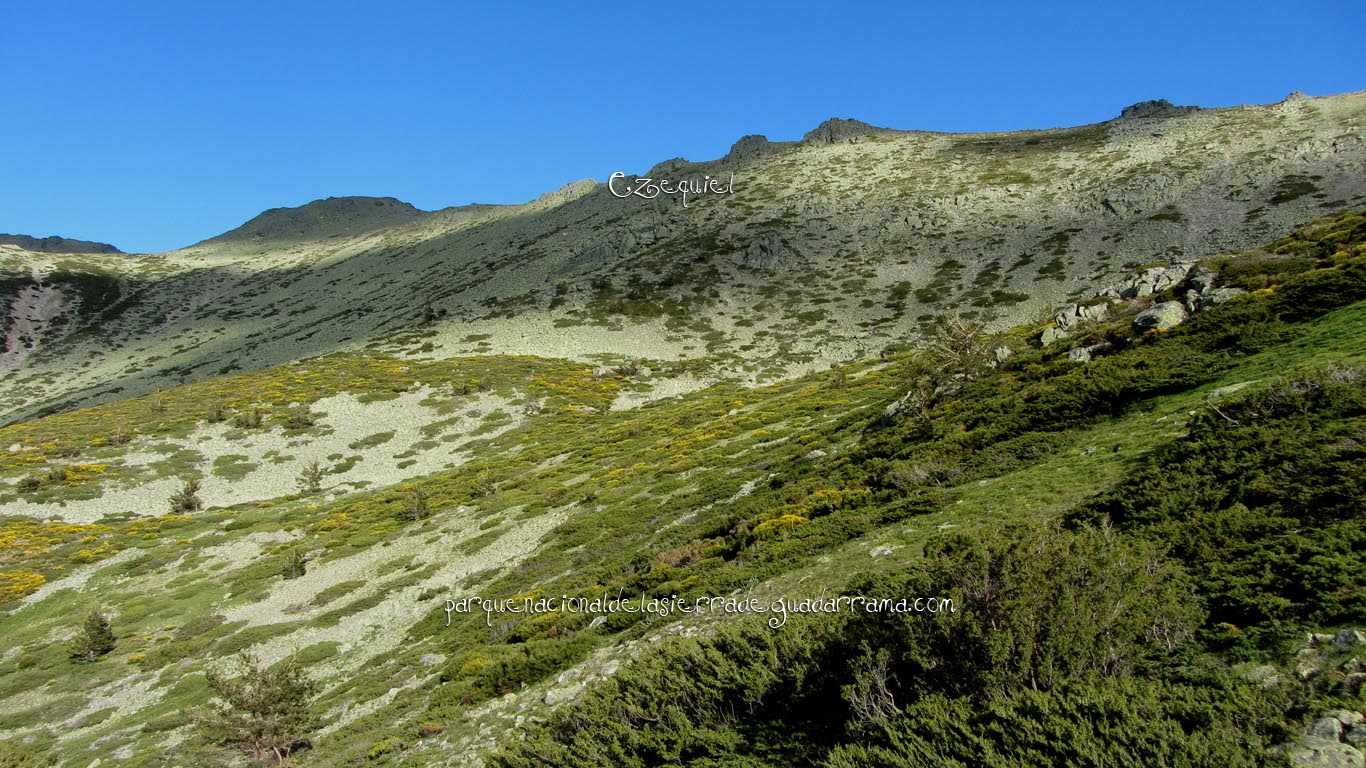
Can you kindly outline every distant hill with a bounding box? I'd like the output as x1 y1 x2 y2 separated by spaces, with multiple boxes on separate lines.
0 233 121 254
198 196 427 245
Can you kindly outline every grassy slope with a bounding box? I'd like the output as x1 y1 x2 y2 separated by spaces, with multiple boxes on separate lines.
0 213 1361 764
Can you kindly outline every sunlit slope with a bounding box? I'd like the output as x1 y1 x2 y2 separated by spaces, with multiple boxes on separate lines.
3 92 1363 424
0 212 1361 764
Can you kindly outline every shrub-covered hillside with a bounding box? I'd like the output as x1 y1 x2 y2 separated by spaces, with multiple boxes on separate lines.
491 211 1366 767
0 212 1362 765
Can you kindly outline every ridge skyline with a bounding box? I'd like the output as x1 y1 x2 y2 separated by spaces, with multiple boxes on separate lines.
6 90 1357 255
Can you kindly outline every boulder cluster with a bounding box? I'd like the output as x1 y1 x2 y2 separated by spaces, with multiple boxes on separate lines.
1281 629 1366 767
1039 260 1248 361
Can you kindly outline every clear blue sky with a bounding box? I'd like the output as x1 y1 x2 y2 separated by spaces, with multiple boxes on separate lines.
2 1 1363 253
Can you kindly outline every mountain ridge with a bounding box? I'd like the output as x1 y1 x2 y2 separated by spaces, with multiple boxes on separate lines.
0 91 1362 425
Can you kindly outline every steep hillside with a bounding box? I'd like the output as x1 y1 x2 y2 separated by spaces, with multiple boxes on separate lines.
0 210 1362 765
2 92 1363 425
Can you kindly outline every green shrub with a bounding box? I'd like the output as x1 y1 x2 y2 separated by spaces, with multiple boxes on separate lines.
854 524 1200 699
71 608 116 661
1070 364 1366 636
822 675 1285 768
169 477 203 514
282 548 307 580
297 460 324 494
196 653 319 764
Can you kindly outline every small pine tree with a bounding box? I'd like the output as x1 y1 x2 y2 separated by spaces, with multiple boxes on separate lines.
297 461 324 495
205 402 227 424
234 405 263 429
844 645 901 732
402 488 429 522
928 313 993 393
830 362 847 388
196 652 320 765
473 470 495 498
285 406 316 431
72 608 115 661
282 549 307 580
170 477 203 514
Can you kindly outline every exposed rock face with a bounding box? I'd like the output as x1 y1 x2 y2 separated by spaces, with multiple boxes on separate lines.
802 117 885 144
1134 301 1188 332
1201 287 1248 307
727 135 780 161
1053 302 1111 332
1067 342 1114 363
1285 738 1364 767
646 158 691 176
736 234 790 270
1054 303 1081 330
1119 99 1200 120
1287 710 1366 768
0 234 122 254
1188 265 1218 294
1336 629 1366 649
1040 326 1067 347
879 390 924 426
1183 262 1248 312
1277 631 1366 766
1119 263 1194 298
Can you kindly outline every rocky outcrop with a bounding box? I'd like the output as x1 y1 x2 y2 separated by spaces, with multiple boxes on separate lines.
1040 326 1066 347
879 389 924 426
1133 301 1188 332
735 234 790 270
1039 247 1268 350
1266 630 1366 766
1118 99 1200 120
727 135 781 162
1067 342 1114 363
1182 265 1248 312
1041 298 1121 347
1118 263 1194 298
646 157 692 176
1285 710 1366 767
1053 302 1111 332
802 117 885 145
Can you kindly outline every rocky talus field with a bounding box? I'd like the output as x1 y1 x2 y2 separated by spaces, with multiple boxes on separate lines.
0 92 1364 766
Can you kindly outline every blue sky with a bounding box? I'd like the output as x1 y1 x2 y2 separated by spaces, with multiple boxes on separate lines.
2 1 1363 253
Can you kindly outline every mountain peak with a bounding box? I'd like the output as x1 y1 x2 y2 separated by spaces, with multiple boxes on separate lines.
200 196 426 246
726 134 781 161
1117 99 1199 120
802 117 887 145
